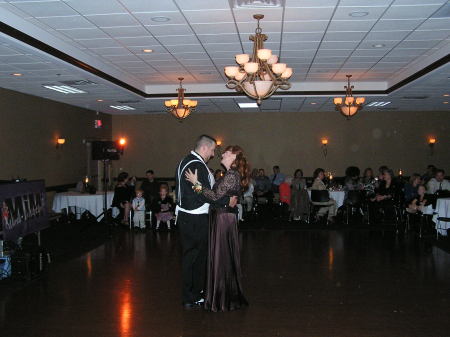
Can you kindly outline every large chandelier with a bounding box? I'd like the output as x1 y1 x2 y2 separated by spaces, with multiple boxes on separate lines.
334 75 365 119
224 14 292 105
164 77 197 121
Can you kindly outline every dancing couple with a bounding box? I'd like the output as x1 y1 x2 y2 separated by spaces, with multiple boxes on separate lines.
175 135 249 312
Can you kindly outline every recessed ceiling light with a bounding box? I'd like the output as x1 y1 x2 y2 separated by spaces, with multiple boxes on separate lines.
443 94 449 97
349 11 369 17
143 49 153 53
110 105 135 110
443 101 449 104
97 99 104 102
372 44 385 48
310 102 317 105
367 101 391 107
151 16 170 22
43 85 86 94
238 102 259 108
11 73 22 76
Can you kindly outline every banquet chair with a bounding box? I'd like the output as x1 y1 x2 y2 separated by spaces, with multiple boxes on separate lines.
436 217 450 239
344 191 364 225
309 190 331 224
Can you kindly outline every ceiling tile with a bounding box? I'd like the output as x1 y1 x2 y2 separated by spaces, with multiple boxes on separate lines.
134 11 187 25
183 9 233 24
102 26 150 38
283 20 328 33
64 0 128 15
397 40 442 48
372 19 424 31
284 7 335 20
197 33 240 43
114 36 159 46
192 22 238 34
11 1 77 17
328 19 377 31
285 0 338 7
283 32 324 42
333 6 388 20
119 0 179 12
149 24 194 36
175 0 230 10
156 35 199 45
323 31 367 41
382 4 443 19
86 13 140 27
57 27 109 39
37 15 95 29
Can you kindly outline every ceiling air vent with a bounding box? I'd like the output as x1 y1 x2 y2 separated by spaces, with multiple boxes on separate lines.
402 96 429 100
231 0 284 8
117 100 140 104
59 80 97 86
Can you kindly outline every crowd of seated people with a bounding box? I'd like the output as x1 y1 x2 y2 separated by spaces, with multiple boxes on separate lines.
111 164 449 229
111 169 175 230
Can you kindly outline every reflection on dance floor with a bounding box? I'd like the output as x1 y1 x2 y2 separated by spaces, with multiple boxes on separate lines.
1 229 449 337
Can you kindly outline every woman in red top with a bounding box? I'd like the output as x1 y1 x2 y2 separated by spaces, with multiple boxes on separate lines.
279 176 292 205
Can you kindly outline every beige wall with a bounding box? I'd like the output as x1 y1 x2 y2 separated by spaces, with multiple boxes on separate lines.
112 110 449 178
0 88 112 186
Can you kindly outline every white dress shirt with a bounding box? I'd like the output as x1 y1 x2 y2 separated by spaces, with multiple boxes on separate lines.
427 178 450 194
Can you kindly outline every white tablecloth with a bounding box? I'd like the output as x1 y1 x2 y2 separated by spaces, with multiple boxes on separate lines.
432 198 450 236
308 190 346 209
52 192 114 220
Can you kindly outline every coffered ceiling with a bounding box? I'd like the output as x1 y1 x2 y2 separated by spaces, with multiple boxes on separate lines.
0 0 449 114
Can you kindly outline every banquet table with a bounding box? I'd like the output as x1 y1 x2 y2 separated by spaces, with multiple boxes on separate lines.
52 191 114 221
308 190 346 209
432 198 450 236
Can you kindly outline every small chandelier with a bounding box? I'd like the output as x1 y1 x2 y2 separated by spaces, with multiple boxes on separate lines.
334 75 365 119
224 14 292 105
164 77 197 121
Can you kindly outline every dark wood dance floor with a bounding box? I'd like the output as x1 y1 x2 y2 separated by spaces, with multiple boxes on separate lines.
1 227 449 337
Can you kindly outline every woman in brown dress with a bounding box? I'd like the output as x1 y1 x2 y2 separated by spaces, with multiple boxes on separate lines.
185 145 250 312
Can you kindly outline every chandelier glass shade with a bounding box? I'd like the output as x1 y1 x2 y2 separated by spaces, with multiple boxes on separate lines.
224 14 292 105
165 77 197 121
334 75 365 119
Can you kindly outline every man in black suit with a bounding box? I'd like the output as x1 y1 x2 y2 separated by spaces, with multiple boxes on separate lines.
175 135 236 309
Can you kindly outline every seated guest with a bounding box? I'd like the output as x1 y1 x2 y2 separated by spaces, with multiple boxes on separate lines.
404 173 421 204
422 164 436 184
140 169 158 207
344 166 363 191
291 169 309 221
362 167 376 198
112 172 134 224
269 165 286 193
312 168 337 223
279 176 292 205
376 165 388 188
426 169 450 194
152 184 175 230
254 169 273 201
407 185 431 214
370 169 400 221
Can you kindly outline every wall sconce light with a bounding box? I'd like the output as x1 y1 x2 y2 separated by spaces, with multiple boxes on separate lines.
118 137 126 155
428 137 436 155
321 138 328 157
56 138 66 148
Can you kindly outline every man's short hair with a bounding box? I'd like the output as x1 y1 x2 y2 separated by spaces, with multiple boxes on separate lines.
195 135 216 150
273 165 280 170
146 169 154 174
436 169 445 175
